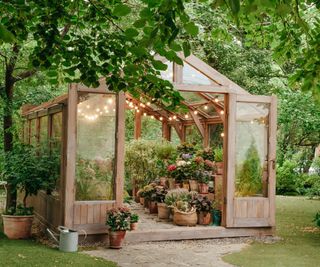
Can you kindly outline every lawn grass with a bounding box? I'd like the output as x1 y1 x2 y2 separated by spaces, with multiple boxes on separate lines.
223 196 320 267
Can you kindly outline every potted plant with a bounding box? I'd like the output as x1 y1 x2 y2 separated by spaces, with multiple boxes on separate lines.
154 187 170 219
214 147 223 175
2 144 56 239
130 213 139 230
144 183 158 214
106 207 131 249
173 200 197 226
211 200 222 226
192 195 212 225
196 171 211 194
137 188 145 206
164 188 191 219
167 164 177 189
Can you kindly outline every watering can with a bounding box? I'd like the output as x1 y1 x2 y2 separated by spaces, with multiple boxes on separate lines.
47 226 86 252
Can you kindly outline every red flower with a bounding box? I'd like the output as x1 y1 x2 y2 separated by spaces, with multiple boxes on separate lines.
167 164 177 172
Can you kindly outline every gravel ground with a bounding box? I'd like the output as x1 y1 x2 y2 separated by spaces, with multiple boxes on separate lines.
84 236 281 267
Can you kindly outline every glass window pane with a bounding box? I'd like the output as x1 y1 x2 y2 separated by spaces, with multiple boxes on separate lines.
170 126 181 145
76 93 116 201
208 124 223 148
235 102 269 197
183 63 213 85
51 113 62 149
30 119 37 146
141 115 162 140
160 62 173 82
185 125 202 147
39 116 48 147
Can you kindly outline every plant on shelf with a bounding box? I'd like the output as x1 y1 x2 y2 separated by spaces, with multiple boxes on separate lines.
143 183 158 213
2 143 57 239
196 148 215 162
191 195 212 225
173 200 197 226
152 186 170 219
235 141 262 197
106 206 131 249
177 143 196 156
195 170 211 194
130 213 139 231
214 147 224 175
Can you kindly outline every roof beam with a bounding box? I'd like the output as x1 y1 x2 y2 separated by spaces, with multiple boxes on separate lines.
189 110 205 138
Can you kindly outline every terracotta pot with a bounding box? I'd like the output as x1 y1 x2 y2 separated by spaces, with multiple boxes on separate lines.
144 199 150 209
198 183 209 194
130 222 138 231
189 179 198 192
168 178 175 189
109 230 126 249
159 177 167 187
173 208 197 226
197 211 211 225
174 183 181 189
215 162 224 175
140 197 145 206
2 215 34 239
182 182 190 191
149 201 158 214
157 203 170 219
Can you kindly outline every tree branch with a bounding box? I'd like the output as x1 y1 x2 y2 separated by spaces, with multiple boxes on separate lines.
13 70 37 82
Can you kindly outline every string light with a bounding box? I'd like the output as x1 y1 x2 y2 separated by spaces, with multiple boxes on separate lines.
78 108 82 113
214 97 219 103
105 109 109 113
150 115 155 119
108 98 113 104
86 105 90 109
194 110 198 115
147 102 151 106
250 120 254 124
220 110 224 115
136 109 140 113
173 115 177 119
159 117 163 121
204 105 208 110
221 132 224 137
169 117 172 121
99 111 103 115
113 108 116 112
184 114 189 119
96 108 100 112
143 112 147 116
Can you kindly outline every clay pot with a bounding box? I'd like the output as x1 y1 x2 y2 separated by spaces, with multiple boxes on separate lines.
173 208 197 226
144 199 150 209
2 215 34 239
189 179 198 192
157 203 170 219
149 201 158 214
140 197 145 206
168 178 175 189
159 177 167 187
198 183 209 194
182 181 190 191
197 211 211 225
215 162 224 175
130 222 138 231
108 230 126 249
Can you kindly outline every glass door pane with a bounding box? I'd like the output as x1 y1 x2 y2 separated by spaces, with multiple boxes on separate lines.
235 102 269 197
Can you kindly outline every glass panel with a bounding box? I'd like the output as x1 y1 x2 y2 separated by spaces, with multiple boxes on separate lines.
51 113 62 149
76 93 116 201
30 119 37 146
160 62 173 82
180 92 205 104
183 63 213 85
208 124 223 148
185 125 202 147
141 115 162 140
39 116 48 147
170 126 180 145
235 102 269 197
199 103 218 117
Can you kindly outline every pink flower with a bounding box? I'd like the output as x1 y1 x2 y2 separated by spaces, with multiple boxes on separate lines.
167 164 177 172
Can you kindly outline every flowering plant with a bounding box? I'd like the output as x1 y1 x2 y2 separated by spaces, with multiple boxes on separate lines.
191 195 212 212
106 207 131 232
151 186 168 203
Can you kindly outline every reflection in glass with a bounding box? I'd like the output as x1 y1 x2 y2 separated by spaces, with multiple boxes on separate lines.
76 93 116 201
183 63 213 85
235 102 269 197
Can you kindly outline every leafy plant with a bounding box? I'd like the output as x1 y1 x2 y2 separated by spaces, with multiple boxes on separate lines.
235 141 262 197
164 188 191 207
5 204 33 216
130 213 139 223
151 186 168 203
175 200 194 213
106 207 131 232
214 147 223 162
313 212 320 227
191 195 212 212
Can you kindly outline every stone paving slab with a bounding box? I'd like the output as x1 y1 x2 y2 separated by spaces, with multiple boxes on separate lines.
84 239 247 267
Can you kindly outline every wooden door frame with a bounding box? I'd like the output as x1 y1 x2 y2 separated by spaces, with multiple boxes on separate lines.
226 94 277 227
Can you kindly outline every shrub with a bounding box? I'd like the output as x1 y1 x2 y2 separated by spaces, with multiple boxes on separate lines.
276 159 299 195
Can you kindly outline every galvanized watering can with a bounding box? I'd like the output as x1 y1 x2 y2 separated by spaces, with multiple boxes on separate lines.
47 226 86 252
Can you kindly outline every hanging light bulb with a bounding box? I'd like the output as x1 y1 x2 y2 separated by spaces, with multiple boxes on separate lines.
169 117 172 121
194 110 198 115
112 108 116 112
173 115 177 119
86 105 90 109
220 110 224 115
125 99 129 104
96 108 100 112
250 120 254 124
221 132 224 137
214 97 219 103
147 102 151 106
159 117 163 121
108 98 113 104
204 105 208 110
184 114 189 119
136 109 140 113
78 108 82 113
143 112 147 116
134 106 138 110
99 111 103 115
105 109 109 113
151 115 155 119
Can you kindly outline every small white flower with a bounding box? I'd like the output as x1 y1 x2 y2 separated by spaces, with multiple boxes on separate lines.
177 160 187 167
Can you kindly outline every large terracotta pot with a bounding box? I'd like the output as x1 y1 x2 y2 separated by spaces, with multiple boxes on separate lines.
2 215 34 239
130 222 138 231
157 203 170 219
109 230 126 249
215 162 224 175
139 197 145 206
197 211 211 225
189 179 198 192
198 183 209 194
149 201 158 214
144 198 150 209
173 208 197 226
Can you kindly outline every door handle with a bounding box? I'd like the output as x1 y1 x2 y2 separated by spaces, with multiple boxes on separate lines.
270 160 276 170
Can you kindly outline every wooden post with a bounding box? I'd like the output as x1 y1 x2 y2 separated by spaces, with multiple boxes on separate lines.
134 110 141 139
162 121 171 141
64 84 77 228
115 92 125 206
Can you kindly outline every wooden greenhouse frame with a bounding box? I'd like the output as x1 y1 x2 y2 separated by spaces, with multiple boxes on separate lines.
22 54 277 241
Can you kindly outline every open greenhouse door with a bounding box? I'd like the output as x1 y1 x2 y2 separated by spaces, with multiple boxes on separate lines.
226 94 277 228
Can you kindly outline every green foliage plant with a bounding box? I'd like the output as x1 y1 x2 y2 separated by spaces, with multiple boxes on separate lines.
313 212 320 227
191 195 212 212
130 213 139 224
214 147 223 162
235 141 262 197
